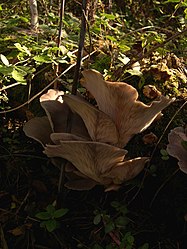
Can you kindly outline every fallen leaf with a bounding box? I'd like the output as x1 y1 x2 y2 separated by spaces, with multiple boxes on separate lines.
142 132 158 144
143 85 161 99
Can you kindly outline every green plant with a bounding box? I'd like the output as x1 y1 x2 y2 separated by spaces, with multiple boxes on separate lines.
93 201 149 249
35 204 68 232
160 148 169 160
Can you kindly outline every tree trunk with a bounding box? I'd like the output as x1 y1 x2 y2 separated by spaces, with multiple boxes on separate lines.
29 0 39 30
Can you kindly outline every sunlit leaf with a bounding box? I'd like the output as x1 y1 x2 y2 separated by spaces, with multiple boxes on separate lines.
118 53 130 65
12 69 26 84
0 54 9 66
0 65 13 75
14 43 31 56
33 55 52 63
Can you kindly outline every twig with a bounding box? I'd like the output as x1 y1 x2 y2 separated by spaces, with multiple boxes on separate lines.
72 0 87 95
16 190 31 215
54 0 66 89
108 231 121 247
149 168 179 208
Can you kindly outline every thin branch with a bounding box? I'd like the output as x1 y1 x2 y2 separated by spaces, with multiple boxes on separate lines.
149 168 179 208
54 0 66 89
72 0 87 95
57 0 65 49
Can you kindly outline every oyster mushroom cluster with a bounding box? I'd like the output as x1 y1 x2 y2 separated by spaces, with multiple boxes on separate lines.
24 69 174 191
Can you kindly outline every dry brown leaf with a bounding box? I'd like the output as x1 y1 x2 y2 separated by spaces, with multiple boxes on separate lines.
63 94 118 145
142 132 158 144
81 69 174 147
8 224 32 237
143 85 161 99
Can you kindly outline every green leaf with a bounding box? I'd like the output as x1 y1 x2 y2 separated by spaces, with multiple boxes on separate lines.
35 211 51 220
19 16 29 23
53 208 68 218
0 65 13 75
181 140 187 150
0 54 9 66
118 42 131 52
160 149 168 156
115 216 128 227
163 0 180 3
16 66 36 74
46 204 55 214
111 201 120 208
124 232 134 245
12 69 26 84
45 219 58 232
93 214 102 225
33 55 52 63
161 155 169 161
14 43 31 56
104 221 115 234
101 13 116 20
106 35 117 42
